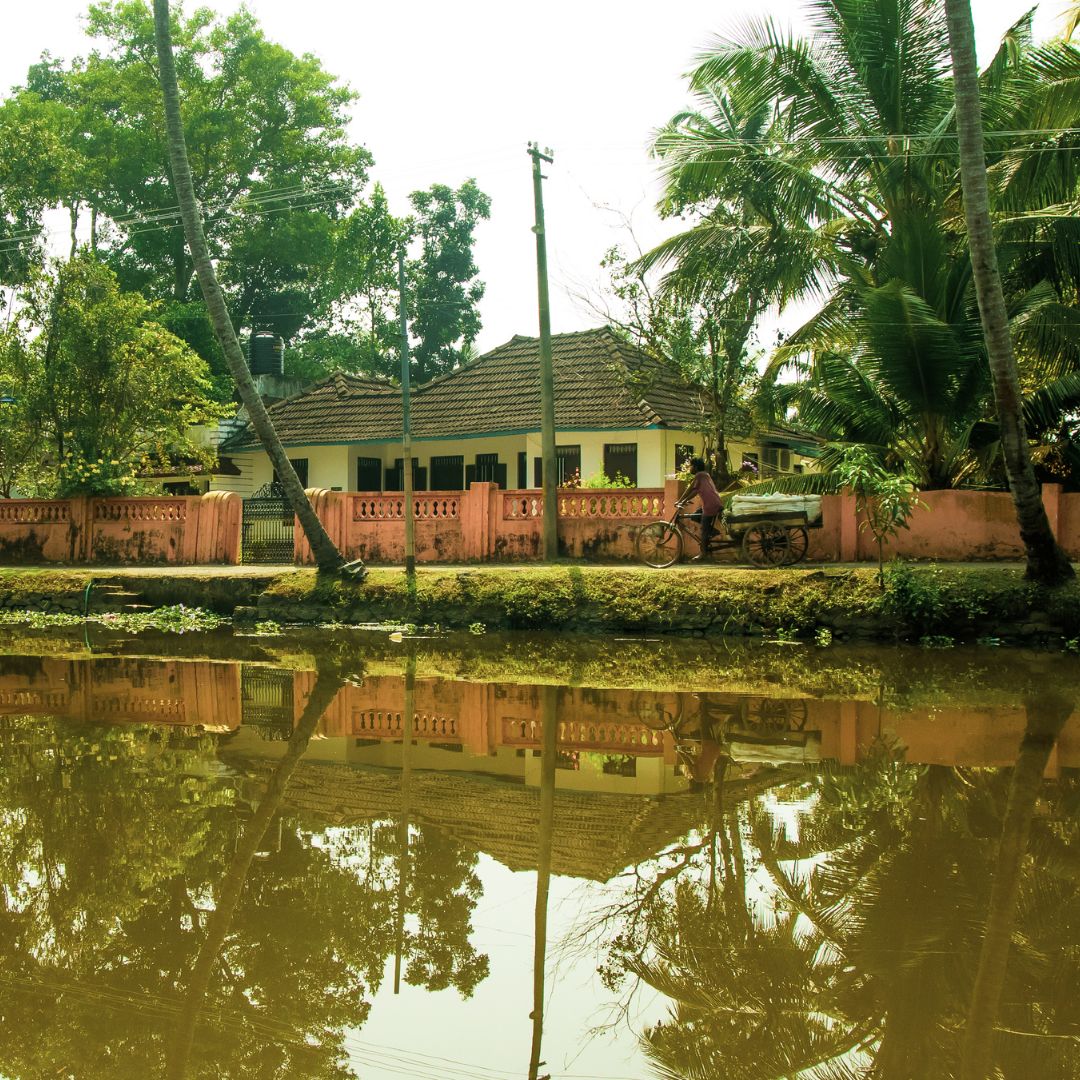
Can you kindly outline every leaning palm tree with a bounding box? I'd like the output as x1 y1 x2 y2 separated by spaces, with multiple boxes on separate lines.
944 0 1073 583
152 0 355 576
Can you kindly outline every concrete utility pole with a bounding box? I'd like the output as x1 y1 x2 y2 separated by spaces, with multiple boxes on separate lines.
528 143 558 561
398 249 415 577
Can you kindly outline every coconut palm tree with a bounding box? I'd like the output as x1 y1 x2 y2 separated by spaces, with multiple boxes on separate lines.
944 0 1073 582
647 0 1080 579
151 0 355 577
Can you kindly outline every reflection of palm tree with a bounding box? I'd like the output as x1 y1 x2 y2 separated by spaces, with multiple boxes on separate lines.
960 692 1073 1080
623 723 1079 1080
166 664 345 1080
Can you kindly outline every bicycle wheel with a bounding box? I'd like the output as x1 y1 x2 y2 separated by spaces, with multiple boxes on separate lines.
784 526 809 565
637 521 684 568
741 524 790 567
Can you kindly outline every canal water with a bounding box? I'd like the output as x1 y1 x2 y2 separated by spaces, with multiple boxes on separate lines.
0 628 1077 1079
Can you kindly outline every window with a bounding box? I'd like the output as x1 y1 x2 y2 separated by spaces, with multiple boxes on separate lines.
762 447 792 473
517 451 528 489
533 456 543 487
603 443 638 486
274 457 309 488
430 455 464 490
675 444 695 471
556 444 581 485
794 463 805 475
469 453 507 488
384 458 427 492
356 457 381 492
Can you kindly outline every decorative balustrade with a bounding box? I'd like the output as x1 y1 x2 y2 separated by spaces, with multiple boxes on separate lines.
351 708 460 740
0 501 70 524
94 499 188 522
91 696 188 719
352 493 461 521
558 490 665 519
0 689 69 710
501 717 664 752
502 489 664 520
502 492 543 519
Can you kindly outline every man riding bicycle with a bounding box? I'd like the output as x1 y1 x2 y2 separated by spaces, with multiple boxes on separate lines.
681 457 722 561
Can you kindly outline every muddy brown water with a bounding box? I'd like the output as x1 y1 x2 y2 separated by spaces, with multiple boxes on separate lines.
0 629 1077 1078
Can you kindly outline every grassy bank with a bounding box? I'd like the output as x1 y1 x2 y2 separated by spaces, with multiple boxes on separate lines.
0 562 1078 644
260 562 1080 643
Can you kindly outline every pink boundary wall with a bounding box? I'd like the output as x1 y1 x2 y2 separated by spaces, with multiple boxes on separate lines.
295 484 668 564
298 481 1080 565
0 491 241 565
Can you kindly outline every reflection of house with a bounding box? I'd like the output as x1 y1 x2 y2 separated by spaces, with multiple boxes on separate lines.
223 751 712 882
208 329 818 497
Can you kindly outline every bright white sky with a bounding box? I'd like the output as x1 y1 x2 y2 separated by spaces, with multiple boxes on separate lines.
0 0 1065 353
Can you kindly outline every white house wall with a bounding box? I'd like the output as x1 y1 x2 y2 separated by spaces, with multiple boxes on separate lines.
209 428 816 496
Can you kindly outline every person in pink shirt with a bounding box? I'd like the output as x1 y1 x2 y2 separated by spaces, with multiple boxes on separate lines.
681 457 723 561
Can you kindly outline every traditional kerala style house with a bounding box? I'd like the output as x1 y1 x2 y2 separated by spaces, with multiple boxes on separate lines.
207 328 817 496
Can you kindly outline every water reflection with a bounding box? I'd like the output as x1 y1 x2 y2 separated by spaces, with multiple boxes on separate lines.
0 644 1075 1078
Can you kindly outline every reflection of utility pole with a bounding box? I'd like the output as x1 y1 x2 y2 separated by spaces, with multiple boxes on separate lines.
398 249 415 578
528 685 558 1080
393 649 416 994
528 143 558 562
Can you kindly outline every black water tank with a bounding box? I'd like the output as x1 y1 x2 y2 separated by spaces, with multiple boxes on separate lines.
248 332 284 376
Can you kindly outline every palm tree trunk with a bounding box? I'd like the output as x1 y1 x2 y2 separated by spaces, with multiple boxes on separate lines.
152 0 353 576
944 0 1073 585
959 691 1072 1080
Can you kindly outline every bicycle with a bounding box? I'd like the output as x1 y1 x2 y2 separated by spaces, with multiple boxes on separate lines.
636 500 810 568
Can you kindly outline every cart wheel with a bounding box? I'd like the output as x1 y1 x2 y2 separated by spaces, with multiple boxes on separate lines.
638 522 684 568
785 526 809 565
741 524 790 566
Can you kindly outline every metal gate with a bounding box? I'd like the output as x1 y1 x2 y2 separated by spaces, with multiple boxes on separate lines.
241 665 295 739
241 482 294 563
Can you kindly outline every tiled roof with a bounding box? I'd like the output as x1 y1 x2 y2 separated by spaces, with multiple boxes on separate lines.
222 328 725 450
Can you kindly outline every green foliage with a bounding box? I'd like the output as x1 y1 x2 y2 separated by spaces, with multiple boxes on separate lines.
1 256 223 495
650 0 1080 488
7 2 371 353
0 603 224 633
919 633 955 648
407 179 491 383
836 446 926 584
603 242 759 478
564 468 637 490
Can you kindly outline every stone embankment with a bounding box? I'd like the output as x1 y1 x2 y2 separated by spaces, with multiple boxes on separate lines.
0 563 1078 645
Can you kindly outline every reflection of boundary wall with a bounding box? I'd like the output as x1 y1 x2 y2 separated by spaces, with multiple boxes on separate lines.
0 657 242 729
0 491 240 564
294 672 1080 771
297 673 675 760
299 481 1080 565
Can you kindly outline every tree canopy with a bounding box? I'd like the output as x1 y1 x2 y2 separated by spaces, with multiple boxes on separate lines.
0 254 221 496
0 3 491 402
645 0 1080 491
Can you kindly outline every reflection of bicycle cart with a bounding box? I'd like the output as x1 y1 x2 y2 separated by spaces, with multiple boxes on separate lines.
637 695 809 739
637 498 819 568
